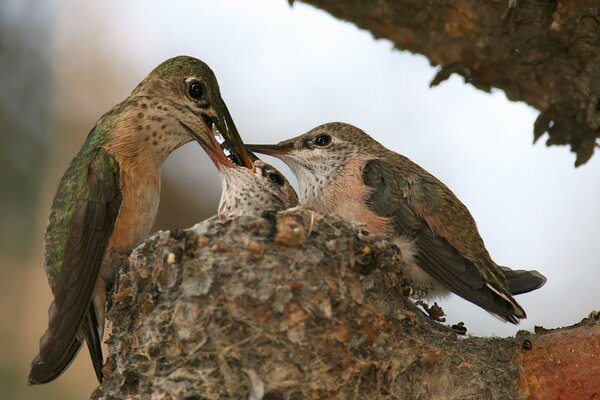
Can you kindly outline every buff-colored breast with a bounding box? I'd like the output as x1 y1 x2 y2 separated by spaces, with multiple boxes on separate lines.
101 105 185 254
107 159 160 254
319 158 393 236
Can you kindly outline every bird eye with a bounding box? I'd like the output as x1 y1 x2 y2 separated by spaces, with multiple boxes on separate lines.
187 80 205 101
268 172 285 186
314 134 331 147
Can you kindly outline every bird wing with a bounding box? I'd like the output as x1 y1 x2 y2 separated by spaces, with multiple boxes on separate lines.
29 146 121 384
362 158 524 322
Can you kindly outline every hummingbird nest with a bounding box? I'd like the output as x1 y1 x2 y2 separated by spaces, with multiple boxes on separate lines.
90 209 587 400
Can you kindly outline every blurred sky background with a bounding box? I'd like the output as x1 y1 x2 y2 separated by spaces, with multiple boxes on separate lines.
1 0 598 398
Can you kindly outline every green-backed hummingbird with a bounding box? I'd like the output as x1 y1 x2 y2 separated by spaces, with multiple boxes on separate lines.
29 55 254 384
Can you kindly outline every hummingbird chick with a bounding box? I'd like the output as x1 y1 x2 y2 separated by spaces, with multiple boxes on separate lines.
248 122 546 324
184 124 298 215
218 157 299 215
29 56 253 385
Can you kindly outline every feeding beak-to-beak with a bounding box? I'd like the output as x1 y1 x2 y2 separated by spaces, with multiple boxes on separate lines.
246 142 293 156
180 100 255 171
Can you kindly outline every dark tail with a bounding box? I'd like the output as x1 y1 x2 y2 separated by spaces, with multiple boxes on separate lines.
484 282 526 324
500 266 547 295
28 303 103 385
28 332 83 385
82 303 104 382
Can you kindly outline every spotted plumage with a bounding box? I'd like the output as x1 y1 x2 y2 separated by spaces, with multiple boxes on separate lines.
30 56 250 384
218 159 298 215
248 122 546 324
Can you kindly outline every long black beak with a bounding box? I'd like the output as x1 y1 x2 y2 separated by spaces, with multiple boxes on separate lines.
181 99 255 171
214 100 255 170
246 143 293 157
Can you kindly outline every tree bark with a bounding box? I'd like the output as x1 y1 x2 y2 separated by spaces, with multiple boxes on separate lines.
297 0 600 166
91 210 599 399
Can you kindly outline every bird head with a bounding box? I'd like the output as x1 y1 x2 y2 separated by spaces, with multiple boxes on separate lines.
247 122 381 203
247 122 383 171
110 55 254 170
218 158 298 216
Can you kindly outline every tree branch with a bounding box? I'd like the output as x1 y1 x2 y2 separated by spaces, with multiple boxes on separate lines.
90 210 599 399
298 0 600 166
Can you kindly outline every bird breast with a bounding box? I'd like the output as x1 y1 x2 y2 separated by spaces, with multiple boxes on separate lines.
106 160 160 254
315 158 393 236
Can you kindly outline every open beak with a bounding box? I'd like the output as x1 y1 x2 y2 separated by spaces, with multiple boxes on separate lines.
180 100 255 171
246 143 292 157
216 101 255 170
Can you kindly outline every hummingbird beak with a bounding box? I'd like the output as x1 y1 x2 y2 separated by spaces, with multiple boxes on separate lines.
212 100 255 171
180 100 255 172
180 121 253 171
246 143 293 157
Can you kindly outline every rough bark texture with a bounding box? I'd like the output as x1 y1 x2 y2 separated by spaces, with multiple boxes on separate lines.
298 0 600 166
90 210 599 399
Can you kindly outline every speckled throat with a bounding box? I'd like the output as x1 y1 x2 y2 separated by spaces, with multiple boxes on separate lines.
102 98 194 168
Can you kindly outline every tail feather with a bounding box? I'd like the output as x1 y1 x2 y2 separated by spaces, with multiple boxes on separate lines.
28 302 104 385
500 266 547 295
28 334 83 385
485 282 526 324
82 303 104 382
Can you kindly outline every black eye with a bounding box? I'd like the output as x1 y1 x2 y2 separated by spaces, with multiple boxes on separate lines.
268 172 285 186
314 134 331 147
188 81 205 101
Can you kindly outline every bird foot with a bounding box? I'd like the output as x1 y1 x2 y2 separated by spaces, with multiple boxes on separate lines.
451 322 468 336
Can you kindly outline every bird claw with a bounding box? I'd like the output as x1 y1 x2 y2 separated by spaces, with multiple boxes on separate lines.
451 322 468 336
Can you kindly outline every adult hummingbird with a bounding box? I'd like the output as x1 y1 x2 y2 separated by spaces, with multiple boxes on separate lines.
183 125 298 215
29 56 254 385
248 122 546 323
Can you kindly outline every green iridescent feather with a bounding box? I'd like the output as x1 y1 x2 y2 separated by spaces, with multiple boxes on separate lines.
43 121 119 288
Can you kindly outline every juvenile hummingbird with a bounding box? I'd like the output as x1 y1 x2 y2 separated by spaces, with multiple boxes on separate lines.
216 157 299 216
29 56 254 385
248 122 546 323
182 125 298 215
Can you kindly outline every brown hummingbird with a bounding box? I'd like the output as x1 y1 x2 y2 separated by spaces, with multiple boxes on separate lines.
29 55 254 385
248 122 546 323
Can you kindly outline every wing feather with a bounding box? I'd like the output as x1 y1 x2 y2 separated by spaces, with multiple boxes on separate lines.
363 158 524 322
28 148 120 384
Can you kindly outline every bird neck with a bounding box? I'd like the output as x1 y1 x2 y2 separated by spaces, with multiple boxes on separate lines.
101 98 190 170
284 153 355 209
296 168 329 208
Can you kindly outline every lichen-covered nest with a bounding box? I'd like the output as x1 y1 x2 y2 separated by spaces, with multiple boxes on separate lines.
92 210 535 399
